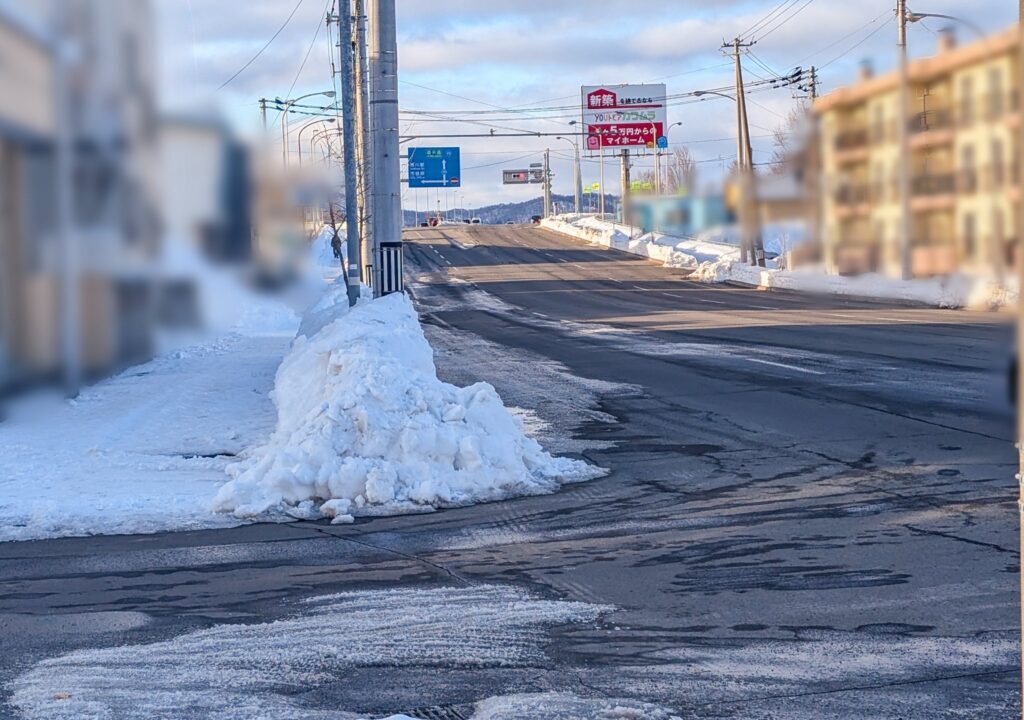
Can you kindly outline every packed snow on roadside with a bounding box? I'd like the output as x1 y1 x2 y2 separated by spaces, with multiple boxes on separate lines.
0 261 304 543
543 214 1016 309
212 290 602 522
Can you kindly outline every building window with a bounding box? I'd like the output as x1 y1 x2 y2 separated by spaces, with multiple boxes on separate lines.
988 68 1004 118
960 145 976 192
963 212 976 259
991 138 1005 188
959 76 974 125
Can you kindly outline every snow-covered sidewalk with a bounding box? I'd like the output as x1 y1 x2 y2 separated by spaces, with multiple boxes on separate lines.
0 329 294 542
1 225 598 542
542 214 1016 309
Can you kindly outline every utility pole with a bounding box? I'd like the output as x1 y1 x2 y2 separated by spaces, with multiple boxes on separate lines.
654 149 662 196
1017 3 1023 717
572 142 582 214
896 0 912 279
619 148 631 228
368 0 402 296
599 150 606 219
259 98 267 131
353 0 373 285
331 4 361 306
726 37 765 267
543 148 552 218
54 10 80 397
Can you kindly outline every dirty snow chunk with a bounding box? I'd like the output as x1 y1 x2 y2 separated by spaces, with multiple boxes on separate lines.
472 692 682 719
10 585 609 720
211 293 601 519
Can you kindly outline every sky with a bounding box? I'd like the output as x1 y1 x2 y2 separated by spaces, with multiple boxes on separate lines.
155 0 1018 208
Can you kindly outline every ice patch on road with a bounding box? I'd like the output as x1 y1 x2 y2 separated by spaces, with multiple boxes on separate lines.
212 292 603 521
9 585 613 720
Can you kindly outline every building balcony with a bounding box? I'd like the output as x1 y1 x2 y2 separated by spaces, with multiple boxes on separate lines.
908 107 954 133
835 129 869 149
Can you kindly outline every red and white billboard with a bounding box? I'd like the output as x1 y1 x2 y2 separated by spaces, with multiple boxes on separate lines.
581 84 667 151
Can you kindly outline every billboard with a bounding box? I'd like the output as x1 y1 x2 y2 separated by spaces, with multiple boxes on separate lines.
408 147 461 188
581 84 667 151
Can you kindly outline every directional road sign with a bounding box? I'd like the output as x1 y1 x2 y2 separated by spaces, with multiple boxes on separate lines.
408 147 461 188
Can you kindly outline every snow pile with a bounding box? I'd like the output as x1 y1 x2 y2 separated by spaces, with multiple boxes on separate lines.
692 259 1017 309
542 214 740 271
212 291 601 520
543 214 1017 309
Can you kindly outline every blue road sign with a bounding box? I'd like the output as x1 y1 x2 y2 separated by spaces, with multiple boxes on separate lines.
408 147 461 188
656 135 669 149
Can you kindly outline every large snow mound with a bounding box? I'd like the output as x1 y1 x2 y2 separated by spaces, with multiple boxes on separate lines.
212 292 602 520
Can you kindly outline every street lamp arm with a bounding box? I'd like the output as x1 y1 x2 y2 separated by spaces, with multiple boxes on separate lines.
693 90 736 102
906 10 985 38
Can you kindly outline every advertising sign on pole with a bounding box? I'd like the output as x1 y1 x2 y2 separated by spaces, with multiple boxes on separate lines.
580 84 667 151
408 147 461 188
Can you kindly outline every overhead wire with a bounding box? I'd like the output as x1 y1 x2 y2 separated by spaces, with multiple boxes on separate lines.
219 0 306 90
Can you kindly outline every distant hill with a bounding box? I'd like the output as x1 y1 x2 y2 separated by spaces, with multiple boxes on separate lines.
403 193 618 225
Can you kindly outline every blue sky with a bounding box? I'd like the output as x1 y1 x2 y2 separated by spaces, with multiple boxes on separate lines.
156 0 1018 207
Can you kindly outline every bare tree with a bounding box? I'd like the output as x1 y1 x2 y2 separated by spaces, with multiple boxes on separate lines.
770 103 810 176
664 147 697 195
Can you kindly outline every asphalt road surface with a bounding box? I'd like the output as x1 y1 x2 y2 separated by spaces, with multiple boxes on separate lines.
1 223 1018 719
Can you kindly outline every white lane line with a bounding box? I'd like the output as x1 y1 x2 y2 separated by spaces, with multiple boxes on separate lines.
692 297 728 305
572 263 586 269
744 357 824 375
609 278 624 284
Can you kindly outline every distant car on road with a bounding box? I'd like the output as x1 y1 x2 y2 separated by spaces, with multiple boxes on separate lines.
531 215 542 224
419 222 429 227
505 221 514 225
470 218 482 224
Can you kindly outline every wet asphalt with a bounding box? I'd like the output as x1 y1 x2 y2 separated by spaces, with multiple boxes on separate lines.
0 223 1018 719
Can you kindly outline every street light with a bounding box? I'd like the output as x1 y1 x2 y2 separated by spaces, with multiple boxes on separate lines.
906 10 985 38
297 118 339 168
555 134 581 214
571 119 606 218
661 121 684 194
276 90 336 169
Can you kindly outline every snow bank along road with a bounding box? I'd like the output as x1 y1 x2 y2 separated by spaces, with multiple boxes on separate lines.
1 223 1018 719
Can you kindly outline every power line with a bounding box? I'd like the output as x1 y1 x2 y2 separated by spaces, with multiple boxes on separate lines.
818 15 894 70
218 0 306 90
751 0 816 42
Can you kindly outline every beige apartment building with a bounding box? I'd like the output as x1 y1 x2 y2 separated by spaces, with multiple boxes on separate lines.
813 26 1020 277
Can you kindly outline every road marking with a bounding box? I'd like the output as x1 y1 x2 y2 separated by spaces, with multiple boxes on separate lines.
692 297 728 305
572 263 586 269
744 357 824 375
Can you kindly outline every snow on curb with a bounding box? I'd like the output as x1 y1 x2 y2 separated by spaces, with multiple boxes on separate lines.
542 214 1015 310
212 290 602 521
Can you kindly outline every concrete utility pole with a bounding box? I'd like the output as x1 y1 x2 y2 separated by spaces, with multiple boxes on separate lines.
654 149 662 196
333 5 361 306
352 0 373 284
54 11 80 397
1017 3 1023 716
542 148 552 218
896 0 913 279
599 150 606 219
619 148 631 227
367 0 402 296
727 37 765 267
259 98 267 131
